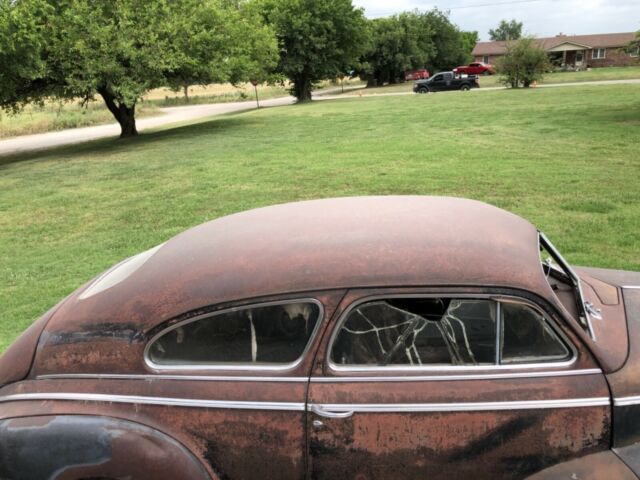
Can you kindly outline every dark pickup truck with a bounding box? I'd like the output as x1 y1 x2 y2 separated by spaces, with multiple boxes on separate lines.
413 71 479 93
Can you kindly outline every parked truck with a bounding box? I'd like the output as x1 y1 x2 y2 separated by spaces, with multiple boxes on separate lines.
413 71 479 93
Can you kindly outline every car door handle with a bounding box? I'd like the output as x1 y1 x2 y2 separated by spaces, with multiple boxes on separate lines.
309 404 354 419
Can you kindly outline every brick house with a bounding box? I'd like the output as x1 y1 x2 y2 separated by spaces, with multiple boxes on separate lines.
472 32 639 69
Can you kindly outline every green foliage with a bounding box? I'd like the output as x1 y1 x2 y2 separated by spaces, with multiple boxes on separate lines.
425 9 470 72
460 31 479 63
497 37 550 88
359 11 435 86
359 9 471 86
489 19 523 41
0 0 277 136
260 0 369 101
625 30 640 55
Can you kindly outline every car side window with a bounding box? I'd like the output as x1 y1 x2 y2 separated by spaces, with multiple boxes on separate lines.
330 298 571 369
501 302 570 364
432 74 442 82
147 301 321 367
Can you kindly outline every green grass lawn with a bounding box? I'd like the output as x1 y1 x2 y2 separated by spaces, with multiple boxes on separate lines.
1 84 639 350
356 66 640 95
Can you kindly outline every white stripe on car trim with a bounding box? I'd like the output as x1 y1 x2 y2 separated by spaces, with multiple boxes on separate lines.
614 396 640 407
36 369 603 384
310 369 602 383
308 397 610 413
0 393 306 411
622 286 640 289
0 393 609 412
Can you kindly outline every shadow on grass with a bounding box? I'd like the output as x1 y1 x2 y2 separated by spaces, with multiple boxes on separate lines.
0 113 261 170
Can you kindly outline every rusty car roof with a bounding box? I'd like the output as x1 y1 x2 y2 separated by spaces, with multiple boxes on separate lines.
43 196 551 336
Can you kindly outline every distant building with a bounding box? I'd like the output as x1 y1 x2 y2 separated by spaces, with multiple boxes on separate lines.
472 32 639 69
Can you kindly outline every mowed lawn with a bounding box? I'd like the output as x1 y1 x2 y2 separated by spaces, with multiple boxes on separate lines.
1 84 639 350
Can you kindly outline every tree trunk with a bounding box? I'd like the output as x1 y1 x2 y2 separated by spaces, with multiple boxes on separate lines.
183 85 189 102
98 86 138 138
292 74 313 102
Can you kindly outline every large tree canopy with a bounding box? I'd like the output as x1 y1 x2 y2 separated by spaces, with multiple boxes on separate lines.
359 9 473 86
489 19 523 41
0 0 277 137
260 0 369 102
360 12 435 86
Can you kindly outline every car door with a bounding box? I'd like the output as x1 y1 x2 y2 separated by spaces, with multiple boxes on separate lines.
443 72 454 90
140 291 346 479
429 74 444 91
306 289 611 480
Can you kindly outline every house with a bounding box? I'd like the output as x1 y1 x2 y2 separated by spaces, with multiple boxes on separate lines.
472 32 639 69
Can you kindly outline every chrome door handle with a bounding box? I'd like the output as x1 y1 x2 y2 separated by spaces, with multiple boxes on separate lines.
309 404 354 419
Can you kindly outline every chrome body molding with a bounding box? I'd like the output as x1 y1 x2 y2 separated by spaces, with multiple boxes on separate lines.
0 393 609 413
614 396 640 407
622 286 640 290
0 393 306 411
35 368 603 384
36 373 310 383
310 368 602 383
308 397 610 414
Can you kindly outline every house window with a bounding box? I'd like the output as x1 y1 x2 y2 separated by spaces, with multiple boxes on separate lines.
631 47 640 58
592 48 606 60
483 55 489 64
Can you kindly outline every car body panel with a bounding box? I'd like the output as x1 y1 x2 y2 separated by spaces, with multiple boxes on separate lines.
306 288 612 479
1 197 639 479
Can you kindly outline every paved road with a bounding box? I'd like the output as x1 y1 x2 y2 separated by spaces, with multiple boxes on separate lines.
1 79 638 157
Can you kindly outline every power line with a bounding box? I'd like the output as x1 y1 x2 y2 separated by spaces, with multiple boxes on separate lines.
445 0 545 10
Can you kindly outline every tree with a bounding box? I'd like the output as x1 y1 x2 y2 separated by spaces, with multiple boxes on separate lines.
360 12 435 86
497 37 550 88
625 30 640 56
260 0 369 102
460 31 479 63
0 0 277 137
423 9 471 72
489 19 523 41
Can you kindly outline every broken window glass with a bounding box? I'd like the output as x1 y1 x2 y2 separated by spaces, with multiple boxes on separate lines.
331 298 496 367
147 302 320 366
501 302 570 364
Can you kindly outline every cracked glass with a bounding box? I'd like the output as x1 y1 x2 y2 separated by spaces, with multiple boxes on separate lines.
331 298 497 367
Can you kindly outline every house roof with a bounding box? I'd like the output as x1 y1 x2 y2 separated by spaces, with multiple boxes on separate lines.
473 32 637 56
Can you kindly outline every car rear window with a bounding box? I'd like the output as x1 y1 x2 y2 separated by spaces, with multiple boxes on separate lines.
146 300 321 368
330 297 571 369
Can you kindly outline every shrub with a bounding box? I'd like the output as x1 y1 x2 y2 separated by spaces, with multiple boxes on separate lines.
497 37 551 88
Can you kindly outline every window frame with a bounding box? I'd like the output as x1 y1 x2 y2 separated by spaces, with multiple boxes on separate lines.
630 47 640 58
483 56 489 64
144 298 324 372
592 48 606 60
326 293 576 373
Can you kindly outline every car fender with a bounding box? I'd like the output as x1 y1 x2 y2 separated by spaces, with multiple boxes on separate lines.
0 415 211 480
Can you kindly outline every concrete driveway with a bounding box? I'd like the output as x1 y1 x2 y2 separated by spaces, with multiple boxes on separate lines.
0 79 638 157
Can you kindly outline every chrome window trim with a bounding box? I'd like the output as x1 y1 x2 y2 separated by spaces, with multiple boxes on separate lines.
144 298 324 372
614 396 640 407
326 293 577 374
35 368 602 384
539 232 596 341
0 393 306 411
36 373 310 382
308 397 610 413
622 286 640 290
310 368 601 383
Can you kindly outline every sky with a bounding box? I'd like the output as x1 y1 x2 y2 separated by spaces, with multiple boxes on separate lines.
352 0 640 41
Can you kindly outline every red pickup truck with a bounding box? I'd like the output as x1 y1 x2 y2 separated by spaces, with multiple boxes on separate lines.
404 69 430 81
453 62 495 76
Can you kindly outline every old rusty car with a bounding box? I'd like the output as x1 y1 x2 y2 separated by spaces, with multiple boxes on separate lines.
1 196 640 479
